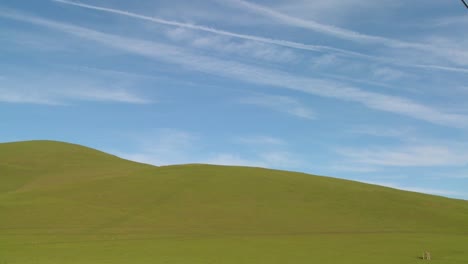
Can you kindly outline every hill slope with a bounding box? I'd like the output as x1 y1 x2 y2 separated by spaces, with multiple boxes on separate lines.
1 140 467 264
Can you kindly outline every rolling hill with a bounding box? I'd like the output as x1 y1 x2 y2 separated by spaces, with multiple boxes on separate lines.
1 140 467 264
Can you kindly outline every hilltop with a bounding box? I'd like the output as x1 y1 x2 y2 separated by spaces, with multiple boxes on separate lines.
1 140 467 264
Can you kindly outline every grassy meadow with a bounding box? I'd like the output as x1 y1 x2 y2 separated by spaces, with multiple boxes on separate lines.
1 140 467 263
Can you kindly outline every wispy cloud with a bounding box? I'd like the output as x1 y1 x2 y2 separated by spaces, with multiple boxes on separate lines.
235 135 286 146
115 130 299 169
273 0 398 22
360 180 464 198
328 164 379 173
258 151 302 168
203 153 265 167
225 0 468 67
3 11 467 127
69 66 161 81
311 54 339 69
0 28 75 53
0 88 60 105
49 0 468 74
204 150 301 168
337 145 468 167
0 82 150 105
224 0 424 48
116 129 198 166
50 0 352 56
166 28 297 63
230 136 300 168
349 126 412 138
372 67 406 82
62 88 150 104
0 70 151 105
412 64 468 74
434 15 468 27
240 94 316 120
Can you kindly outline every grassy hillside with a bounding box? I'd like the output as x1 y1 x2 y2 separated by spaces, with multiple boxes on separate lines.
1 140 467 264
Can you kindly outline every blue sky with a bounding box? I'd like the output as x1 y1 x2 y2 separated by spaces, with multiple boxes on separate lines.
1 0 468 199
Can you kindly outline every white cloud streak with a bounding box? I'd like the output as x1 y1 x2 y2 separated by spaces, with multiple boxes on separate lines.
337 145 468 167
434 15 468 27
200 151 301 169
236 135 286 146
328 165 379 173
2 11 467 127
166 27 297 63
258 151 302 168
225 0 425 48
117 130 197 166
240 95 316 119
51 0 354 56
62 88 150 104
50 0 468 74
115 130 298 169
349 126 411 138
0 84 149 105
274 0 398 22
360 180 464 198
0 88 60 105
225 0 438 51
225 0 468 67
203 153 266 167
372 67 406 82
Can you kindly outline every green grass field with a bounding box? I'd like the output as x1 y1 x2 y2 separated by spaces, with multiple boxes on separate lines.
1 140 467 263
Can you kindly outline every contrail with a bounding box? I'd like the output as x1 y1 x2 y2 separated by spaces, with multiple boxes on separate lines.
224 0 429 49
51 0 361 57
52 0 468 74
3 9 467 127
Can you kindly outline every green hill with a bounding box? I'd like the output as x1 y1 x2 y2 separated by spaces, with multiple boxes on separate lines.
1 140 467 264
